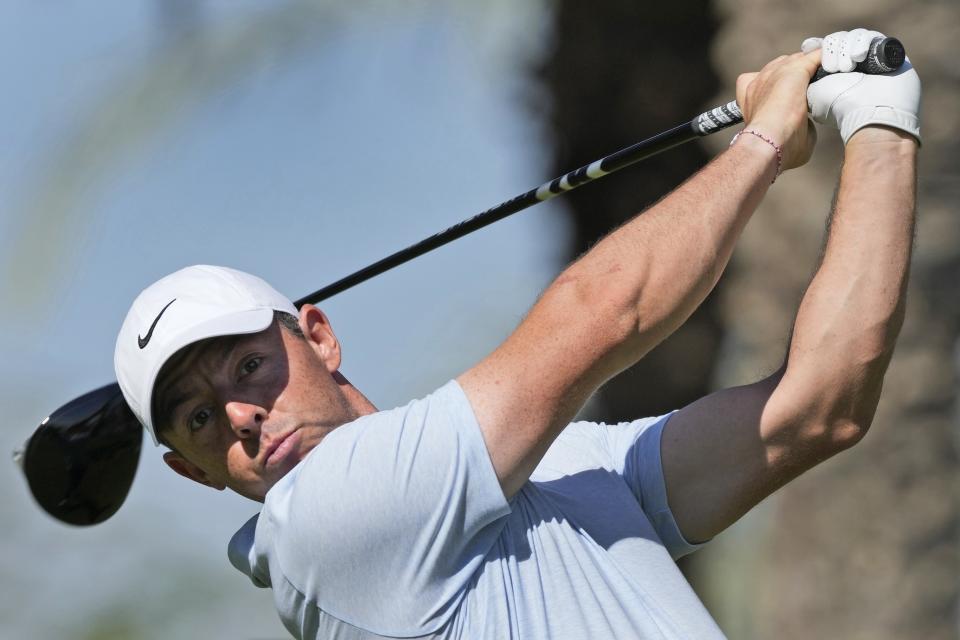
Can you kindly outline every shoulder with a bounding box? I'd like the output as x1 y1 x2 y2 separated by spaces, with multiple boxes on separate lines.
227 513 265 586
298 380 477 468
250 380 509 635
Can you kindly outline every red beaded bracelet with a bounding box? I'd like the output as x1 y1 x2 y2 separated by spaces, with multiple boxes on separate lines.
730 129 783 184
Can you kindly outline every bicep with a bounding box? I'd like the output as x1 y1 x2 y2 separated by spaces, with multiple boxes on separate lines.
459 279 640 498
661 368 836 543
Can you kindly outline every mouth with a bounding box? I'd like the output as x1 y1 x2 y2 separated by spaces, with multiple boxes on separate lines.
263 429 303 470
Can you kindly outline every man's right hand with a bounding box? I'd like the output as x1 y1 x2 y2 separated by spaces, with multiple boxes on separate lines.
735 50 822 171
461 48 826 499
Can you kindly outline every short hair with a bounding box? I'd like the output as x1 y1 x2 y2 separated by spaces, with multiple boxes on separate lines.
275 310 304 339
150 310 303 447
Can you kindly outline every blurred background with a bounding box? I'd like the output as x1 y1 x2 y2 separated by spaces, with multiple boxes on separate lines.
1 1 956 638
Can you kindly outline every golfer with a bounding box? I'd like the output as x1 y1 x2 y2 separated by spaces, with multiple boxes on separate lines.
114 29 920 639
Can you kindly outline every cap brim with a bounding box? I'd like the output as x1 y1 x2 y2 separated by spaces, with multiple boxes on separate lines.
141 307 277 444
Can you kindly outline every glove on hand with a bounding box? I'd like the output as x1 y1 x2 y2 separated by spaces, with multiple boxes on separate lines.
802 29 921 145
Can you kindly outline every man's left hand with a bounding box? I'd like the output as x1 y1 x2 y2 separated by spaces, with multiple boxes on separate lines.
803 29 922 145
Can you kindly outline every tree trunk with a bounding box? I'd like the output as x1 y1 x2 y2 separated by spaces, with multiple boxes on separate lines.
537 1 960 637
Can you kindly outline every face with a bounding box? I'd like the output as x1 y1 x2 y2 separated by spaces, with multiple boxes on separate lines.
156 307 368 501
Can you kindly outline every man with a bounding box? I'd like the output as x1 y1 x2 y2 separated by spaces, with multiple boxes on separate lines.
114 29 920 639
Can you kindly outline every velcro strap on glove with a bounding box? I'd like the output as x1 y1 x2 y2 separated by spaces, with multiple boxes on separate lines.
840 104 921 145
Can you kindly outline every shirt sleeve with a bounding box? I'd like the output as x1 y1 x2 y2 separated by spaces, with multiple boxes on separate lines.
273 380 512 636
604 412 708 560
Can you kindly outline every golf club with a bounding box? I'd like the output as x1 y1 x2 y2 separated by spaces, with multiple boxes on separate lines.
15 37 905 526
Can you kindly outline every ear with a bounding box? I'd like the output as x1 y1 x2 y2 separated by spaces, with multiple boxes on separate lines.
163 451 226 491
298 304 342 373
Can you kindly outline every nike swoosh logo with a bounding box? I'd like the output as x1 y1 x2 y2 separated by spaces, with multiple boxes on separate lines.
138 299 176 349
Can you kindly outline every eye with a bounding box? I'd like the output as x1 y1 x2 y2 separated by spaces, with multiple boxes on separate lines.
189 408 213 432
240 356 263 379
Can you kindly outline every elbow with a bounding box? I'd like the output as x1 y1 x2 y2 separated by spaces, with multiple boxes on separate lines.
795 412 873 461
780 355 892 458
818 371 891 454
823 417 871 453
554 267 643 337
538 270 642 365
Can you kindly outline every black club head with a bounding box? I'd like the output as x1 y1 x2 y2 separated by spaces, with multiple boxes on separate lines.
16 383 143 526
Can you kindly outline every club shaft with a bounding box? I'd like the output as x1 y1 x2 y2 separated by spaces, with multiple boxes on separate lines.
294 100 744 307
296 36 907 306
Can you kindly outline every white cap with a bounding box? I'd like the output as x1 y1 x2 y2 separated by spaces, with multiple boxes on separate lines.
114 265 298 445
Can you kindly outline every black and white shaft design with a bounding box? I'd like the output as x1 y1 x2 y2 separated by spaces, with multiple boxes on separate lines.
297 36 908 306
297 103 745 305
20 37 911 528
694 101 744 135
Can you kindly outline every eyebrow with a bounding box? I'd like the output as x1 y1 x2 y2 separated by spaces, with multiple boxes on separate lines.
213 337 247 376
163 388 194 430
157 335 257 431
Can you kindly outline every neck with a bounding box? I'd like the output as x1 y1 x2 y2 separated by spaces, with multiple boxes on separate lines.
333 371 378 417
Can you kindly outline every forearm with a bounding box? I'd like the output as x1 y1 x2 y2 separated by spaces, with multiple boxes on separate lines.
784 127 917 439
660 129 916 543
461 51 821 498
542 134 778 377
465 137 778 496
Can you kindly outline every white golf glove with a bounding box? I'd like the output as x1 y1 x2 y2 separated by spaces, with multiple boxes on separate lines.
802 29 921 145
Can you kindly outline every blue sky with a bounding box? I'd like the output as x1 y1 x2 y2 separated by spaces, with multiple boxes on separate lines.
0 2 566 637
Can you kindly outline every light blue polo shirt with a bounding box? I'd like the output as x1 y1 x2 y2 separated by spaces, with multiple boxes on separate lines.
228 381 725 639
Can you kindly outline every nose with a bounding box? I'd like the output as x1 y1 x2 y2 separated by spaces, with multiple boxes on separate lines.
224 401 267 439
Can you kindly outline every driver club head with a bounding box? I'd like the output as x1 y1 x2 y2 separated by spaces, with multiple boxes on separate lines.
15 382 143 526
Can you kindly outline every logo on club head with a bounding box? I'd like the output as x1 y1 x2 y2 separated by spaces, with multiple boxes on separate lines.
138 299 176 349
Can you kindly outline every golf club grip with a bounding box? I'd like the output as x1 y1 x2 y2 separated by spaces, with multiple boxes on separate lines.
693 36 906 137
811 37 905 82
